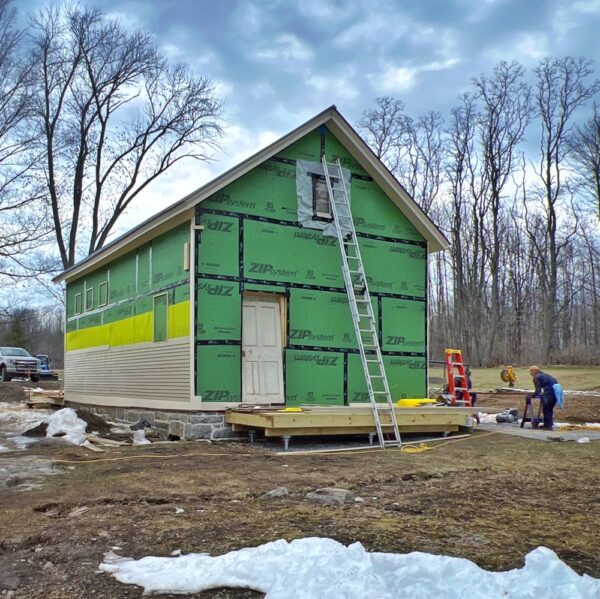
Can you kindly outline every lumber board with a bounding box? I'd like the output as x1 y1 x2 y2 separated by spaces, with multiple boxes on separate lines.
263 424 459 437
227 412 470 429
85 434 128 447
81 440 105 453
26 402 54 409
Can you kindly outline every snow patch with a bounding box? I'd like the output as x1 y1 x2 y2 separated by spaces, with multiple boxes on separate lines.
477 412 497 424
46 408 87 445
132 429 151 445
99 537 600 598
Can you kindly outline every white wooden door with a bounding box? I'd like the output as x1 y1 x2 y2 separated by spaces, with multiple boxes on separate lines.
242 296 284 404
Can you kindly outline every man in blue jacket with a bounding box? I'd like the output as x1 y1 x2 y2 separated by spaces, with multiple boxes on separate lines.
528 366 559 430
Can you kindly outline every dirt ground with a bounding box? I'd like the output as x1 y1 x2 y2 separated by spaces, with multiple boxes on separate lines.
0 383 599 598
476 393 600 423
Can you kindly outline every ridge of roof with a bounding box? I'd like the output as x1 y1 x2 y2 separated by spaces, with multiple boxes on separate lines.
54 105 448 283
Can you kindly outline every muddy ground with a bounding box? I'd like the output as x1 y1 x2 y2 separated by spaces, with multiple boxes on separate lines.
0 383 599 598
476 392 600 423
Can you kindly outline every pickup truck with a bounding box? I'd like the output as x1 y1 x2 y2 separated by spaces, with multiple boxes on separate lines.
0 347 41 382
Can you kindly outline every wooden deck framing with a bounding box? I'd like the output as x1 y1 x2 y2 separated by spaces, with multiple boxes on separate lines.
226 405 476 448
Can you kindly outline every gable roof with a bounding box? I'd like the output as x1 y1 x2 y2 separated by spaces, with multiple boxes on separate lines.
54 105 449 283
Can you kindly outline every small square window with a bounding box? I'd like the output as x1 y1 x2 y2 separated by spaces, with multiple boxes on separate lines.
85 287 94 311
99 282 108 307
74 293 82 315
312 174 334 221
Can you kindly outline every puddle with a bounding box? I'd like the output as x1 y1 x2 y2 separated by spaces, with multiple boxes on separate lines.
0 404 68 490
0 402 52 453
0 455 60 491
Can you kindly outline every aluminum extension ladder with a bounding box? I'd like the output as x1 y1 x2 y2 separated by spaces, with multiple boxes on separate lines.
322 157 402 448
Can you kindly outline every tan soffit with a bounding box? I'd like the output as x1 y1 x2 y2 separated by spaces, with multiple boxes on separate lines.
54 106 449 284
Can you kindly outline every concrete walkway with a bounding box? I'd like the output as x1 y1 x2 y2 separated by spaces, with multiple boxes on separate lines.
476 422 600 442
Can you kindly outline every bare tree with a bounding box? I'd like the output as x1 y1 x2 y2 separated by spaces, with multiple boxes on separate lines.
532 56 600 361
397 111 445 216
359 61 600 368
357 96 408 173
444 94 477 359
567 102 600 216
28 4 223 269
0 0 49 278
472 61 532 364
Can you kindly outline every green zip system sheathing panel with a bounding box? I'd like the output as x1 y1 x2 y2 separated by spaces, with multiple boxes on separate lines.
194 126 429 404
196 279 241 341
243 222 343 287
196 213 239 277
66 222 191 351
201 161 298 222
285 349 344 406
289 289 378 350
381 298 426 353
351 179 422 241
196 346 241 402
348 354 427 402
360 239 426 297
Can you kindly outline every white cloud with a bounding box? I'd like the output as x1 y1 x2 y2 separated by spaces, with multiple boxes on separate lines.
249 82 275 100
334 13 410 48
457 0 513 23
553 0 600 40
297 0 358 23
252 33 314 64
162 42 183 60
370 58 460 93
572 0 600 14
212 78 234 99
305 69 359 100
234 3 265 37
377 66 417 92
484 32 549 63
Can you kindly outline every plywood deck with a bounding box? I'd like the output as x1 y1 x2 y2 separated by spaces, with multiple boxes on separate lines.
226 405 476 441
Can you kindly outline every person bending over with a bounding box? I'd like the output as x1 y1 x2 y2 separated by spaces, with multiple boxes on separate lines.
528 366 559 431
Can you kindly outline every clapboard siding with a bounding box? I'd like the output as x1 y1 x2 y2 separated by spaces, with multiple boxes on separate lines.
65 338 191 403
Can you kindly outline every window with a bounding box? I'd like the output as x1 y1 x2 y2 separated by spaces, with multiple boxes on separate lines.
153 294 168 343
74 293 82 315
98 282 108 307
311 174 334 220
85 287 94 311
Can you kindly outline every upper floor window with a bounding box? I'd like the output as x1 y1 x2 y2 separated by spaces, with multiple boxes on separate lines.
85 287 94 311
311 174 334 221
74 293 82 315
98 281 108 307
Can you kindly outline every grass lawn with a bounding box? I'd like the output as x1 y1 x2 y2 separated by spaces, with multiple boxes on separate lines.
433 365 600 392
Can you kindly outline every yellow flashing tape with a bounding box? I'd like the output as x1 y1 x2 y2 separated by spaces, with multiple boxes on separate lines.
66 300 190 351
168 300 190 339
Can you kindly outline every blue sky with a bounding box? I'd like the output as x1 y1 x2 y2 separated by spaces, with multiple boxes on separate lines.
18 0 600 233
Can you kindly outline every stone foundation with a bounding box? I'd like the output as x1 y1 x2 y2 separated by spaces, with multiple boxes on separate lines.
67 403 241 441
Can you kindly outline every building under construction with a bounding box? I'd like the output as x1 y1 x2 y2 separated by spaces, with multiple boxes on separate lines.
54 106 463 443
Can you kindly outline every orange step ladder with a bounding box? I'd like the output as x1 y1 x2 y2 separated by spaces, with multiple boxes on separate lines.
445 349 472 407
